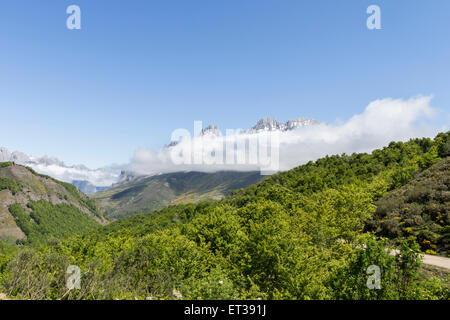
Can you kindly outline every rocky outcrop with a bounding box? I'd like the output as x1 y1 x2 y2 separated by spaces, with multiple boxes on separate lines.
248 117 321 133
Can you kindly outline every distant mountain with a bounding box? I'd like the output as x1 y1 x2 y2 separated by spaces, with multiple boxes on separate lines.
72 180 109 194
165 117 321 147
117 170 138 183
92 171 265 220
248 117 321 133
0 147 119 188
201 125 222 136
0 162 105 245
0 116 322 191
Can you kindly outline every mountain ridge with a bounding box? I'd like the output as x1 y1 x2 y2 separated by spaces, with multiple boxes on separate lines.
0 162 105 245
0 147 118 189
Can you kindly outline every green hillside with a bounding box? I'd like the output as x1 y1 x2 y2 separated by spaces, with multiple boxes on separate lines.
368 157 450 256
93 171 264 220
0 132 449 300
0 163 104 246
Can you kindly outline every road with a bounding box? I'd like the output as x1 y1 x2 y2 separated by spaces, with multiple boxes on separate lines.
421 254 450 270
390 249 450 270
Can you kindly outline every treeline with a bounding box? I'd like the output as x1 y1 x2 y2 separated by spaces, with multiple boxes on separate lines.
0 133 449 300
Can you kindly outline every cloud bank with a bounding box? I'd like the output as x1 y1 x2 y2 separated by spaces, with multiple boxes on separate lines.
28 163 120 187
0 147 119 187
127 96 445 176
2 96 445 186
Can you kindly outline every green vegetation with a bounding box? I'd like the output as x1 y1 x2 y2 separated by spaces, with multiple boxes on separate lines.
0 162 13 168
0 163 104 246
0 178 22 195
8 201 100 246
24 166 101 218
367 158 450 256
57 181 101 218
330 239 447 299
0 132 449 300
0 241 16 289
243 133 448 198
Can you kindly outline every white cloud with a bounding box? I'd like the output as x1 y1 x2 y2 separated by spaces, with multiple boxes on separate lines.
4 96 445 186
127 96 446 175
27 163 120 187
0 147 120 187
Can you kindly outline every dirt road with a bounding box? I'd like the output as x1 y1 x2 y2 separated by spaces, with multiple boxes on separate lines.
421 254 450 270
390 249 450 270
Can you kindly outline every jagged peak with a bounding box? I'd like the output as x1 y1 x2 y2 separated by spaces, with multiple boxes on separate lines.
249 117 320 133
200 125 222 137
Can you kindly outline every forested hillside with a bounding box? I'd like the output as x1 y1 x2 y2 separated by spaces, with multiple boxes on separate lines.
0 163 104 246
368 157 449 256
0 132 449 300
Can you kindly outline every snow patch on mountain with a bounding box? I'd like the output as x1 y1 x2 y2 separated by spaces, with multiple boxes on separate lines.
0 147 119 188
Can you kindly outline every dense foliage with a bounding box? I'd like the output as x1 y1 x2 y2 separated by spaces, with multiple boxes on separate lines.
57 181 101 218
0 133 449 300
8 201 100 246
22 165 101 218
368 158 450 256
0 162 14 168
0 177 22 195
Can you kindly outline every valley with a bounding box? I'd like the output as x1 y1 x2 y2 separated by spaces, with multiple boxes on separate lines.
92 171 264 220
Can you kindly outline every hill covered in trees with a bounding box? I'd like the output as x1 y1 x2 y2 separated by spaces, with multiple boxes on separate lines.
0 162 104 246
0 132 449 300
367 157 449 256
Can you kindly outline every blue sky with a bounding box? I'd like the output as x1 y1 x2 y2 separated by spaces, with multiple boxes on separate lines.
1 0 449 168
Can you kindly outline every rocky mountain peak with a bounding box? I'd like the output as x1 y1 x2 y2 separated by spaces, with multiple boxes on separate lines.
200 125 222 137
285 118 321 130
251 118 285 132
248 117 320 133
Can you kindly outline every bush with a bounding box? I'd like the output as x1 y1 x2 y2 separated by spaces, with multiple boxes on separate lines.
0 178 22 194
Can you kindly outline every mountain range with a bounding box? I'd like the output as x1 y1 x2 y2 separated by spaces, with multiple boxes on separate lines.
0 116 321 193
248 117 321 133
89 117 321 219
169 117 321 141
71 180 109 194
0 147 118 192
